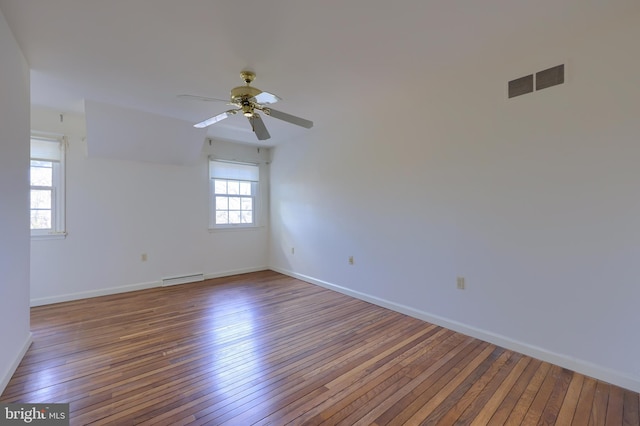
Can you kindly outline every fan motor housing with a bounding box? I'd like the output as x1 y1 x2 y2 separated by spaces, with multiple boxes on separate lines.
231 86 262 102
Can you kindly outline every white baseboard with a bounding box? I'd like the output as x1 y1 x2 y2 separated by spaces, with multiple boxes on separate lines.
30 266 270 307
204 266 269 280
30 280 161 307
271 266 640 393
0 332 33 395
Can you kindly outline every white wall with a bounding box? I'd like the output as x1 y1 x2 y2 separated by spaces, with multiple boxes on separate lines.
31 107 270 305
0 9 32 393
269 14 640 391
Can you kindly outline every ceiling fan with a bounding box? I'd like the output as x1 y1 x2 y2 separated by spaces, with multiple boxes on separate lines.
181 71 313 141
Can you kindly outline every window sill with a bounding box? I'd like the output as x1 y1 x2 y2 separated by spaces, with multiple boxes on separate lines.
208 225 265 233
31 232 67 241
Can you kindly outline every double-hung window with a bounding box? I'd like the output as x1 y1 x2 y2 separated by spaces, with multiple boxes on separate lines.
209 160 260 229
30 136 66 238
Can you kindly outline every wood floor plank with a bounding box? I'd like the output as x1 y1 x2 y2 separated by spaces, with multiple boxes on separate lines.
136 310 406 424
486 358 544 425
453 352 524 425
298 332 471 426
469 355 531 425
267 328 450 425
555 372 585 425
521 364 560 425
504 361 553 425
138 308 424 424
370 339 486 425
400 344 497 424
0 270 638 425
573 377 599 426
591 381 611 426
623 390 640 426
209 325 426 425
607 385 625 426
537 367 574 425
431 350 515 425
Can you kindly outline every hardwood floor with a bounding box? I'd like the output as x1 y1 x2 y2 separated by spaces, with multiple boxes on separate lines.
2 271 638 425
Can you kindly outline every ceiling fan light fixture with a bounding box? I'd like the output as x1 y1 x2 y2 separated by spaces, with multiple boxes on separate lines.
241 103 254 117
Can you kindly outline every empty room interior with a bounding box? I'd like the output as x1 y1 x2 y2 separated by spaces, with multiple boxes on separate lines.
1 1 640 424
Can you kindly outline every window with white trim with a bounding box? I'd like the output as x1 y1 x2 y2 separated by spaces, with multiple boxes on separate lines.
30 136 66 237
209 160 259 228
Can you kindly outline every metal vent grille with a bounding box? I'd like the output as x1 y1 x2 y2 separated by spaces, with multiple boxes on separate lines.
508 75 534 98
536 65 564 91
508 64 565 99
162 273 204 287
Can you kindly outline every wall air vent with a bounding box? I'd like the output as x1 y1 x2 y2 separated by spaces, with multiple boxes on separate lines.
508 64 565 99
536 64 564 91
508 75 534 98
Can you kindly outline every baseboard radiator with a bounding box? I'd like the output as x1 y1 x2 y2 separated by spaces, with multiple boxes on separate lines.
162 273 204 287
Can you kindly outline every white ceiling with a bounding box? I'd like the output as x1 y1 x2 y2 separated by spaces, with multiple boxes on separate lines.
1 0 637 147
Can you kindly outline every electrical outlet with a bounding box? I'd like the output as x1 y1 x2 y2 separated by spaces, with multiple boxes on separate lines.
348 256 354 265
141 253 148 262
456 277 465 290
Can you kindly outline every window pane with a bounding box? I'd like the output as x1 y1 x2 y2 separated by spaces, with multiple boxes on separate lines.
31 189 52 209
30 139 65 236
216 196 228 210
228 197 241 210
216 211 229 224
228 211 241 224
241 211 253 224
30 165 53 186
210 174 258 228
241 197 253 211
227 181 240 195
31 210 51 229
239 181 252 195
214 179 227 194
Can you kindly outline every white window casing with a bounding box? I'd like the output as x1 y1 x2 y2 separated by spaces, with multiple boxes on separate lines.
30 135 67 239
209 159 261 230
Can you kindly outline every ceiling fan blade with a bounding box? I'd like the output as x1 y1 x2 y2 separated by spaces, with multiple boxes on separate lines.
248 114 271 140
194 109 237 128
254 91 281 105
265 108 313 128
178 94 229 103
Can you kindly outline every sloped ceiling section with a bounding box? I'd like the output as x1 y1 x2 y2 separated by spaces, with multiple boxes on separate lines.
1 0 638 158
85 100 206 166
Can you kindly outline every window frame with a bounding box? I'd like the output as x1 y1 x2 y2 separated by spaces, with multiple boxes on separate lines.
30 135 67 239
209 159 261 230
